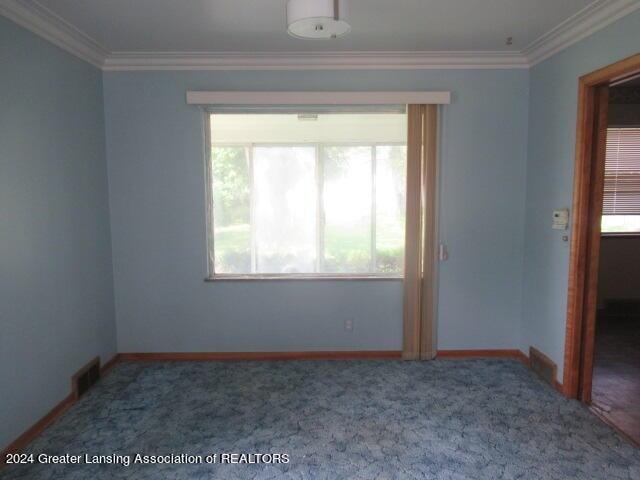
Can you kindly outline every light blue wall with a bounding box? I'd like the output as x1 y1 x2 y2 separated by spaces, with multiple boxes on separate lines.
0 17 116 450
0 0 637 453
522 10 640 380
103 68 529 353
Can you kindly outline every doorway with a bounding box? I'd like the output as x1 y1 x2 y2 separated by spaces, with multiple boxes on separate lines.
590 80 640 444
564 53 640 443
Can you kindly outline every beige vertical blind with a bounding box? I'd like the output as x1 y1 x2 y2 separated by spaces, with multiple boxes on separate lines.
403 104 438 360
603 128 640 215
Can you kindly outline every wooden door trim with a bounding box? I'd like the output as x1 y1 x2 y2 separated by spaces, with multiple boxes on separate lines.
576 85 609 404
563 53 640 399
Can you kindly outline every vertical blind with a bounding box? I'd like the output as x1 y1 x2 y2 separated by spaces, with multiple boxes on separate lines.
402 104 438 361
603 128 640 215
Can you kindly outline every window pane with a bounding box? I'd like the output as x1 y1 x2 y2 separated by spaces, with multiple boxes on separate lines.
253 146 317 273
603 128 640 216
376 146 407 273
212 146 251 274
323 146 373 273
602 215 640 233
209 111 407 277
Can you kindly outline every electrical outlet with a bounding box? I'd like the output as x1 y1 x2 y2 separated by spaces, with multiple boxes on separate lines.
344 318 354 332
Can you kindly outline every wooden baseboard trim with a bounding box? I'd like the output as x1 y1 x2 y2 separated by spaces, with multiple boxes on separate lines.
101 354 120 376
119 350 402 361
516 350 530 366
1 354 121 468
437 349 527 362
437 349 566 394
0 393 74 466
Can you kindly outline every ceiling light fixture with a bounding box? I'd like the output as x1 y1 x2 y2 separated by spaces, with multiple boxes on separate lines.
286 0 350 39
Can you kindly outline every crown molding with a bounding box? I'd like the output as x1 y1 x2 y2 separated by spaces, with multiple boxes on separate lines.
2 0 639 71
523 0 640 66
0 0 108 68
102 51 528 71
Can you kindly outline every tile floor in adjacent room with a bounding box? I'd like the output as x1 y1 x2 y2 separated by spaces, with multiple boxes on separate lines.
592 312 640 446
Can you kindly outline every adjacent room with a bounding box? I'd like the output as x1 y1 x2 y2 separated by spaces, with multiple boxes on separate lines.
1 1 640 478
591 78 640 444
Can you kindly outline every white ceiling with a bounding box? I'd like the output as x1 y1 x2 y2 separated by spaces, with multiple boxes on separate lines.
3 0 639 69
35 0 595 52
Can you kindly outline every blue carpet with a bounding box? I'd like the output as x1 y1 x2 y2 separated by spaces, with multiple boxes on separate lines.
1 359 639 479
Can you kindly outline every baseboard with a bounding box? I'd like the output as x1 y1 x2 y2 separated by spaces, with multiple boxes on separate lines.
119 350 402 361
517 350 531 366
0 393 74 466
0 354 120 468
437 349 566 394
101 354 120 375
437 349 529 364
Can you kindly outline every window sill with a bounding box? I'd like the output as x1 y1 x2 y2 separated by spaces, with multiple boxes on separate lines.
205 274 403 282
601 232 640 238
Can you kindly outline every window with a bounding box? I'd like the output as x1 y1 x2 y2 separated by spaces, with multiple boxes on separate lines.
601 128 640 234
206 110 407 278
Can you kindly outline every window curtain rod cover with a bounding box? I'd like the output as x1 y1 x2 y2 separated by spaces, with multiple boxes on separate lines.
186 91 451 106
203 105 406 114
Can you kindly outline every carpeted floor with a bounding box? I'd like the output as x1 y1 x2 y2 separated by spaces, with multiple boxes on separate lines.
1 359 639 479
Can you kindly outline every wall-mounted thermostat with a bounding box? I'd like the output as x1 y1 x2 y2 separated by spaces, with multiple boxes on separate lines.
552 208 570 230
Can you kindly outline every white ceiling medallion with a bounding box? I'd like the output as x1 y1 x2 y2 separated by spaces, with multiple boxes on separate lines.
286 0 351 39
